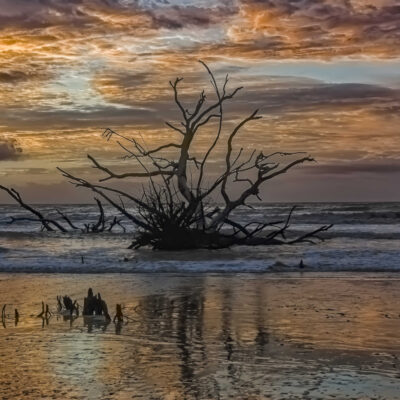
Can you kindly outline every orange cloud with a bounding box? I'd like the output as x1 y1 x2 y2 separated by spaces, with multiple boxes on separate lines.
0 0 399 201
224 0 400 59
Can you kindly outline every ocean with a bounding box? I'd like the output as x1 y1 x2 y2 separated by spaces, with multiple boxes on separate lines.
1 203 400 399
0 202 399 273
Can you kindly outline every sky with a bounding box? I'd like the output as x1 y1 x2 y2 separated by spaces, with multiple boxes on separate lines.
0 0 400 203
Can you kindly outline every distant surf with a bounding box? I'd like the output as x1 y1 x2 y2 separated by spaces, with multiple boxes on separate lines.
0 202 399 273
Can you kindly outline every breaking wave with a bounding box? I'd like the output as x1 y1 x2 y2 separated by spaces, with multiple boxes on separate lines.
0 203 399 273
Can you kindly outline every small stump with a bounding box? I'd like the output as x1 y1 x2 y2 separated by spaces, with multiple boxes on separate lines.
83 288 111 321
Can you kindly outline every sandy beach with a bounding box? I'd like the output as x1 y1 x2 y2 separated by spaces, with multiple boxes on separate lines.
1 272 400 399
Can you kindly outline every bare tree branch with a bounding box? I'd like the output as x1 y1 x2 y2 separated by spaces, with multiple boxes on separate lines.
0 185 67 232
88 154 174 182
1 61 331 250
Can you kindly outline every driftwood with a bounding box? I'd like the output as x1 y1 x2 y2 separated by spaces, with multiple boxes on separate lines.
1 292 126 330
127 205 331 250
57 61 332 250
0 185 67 232
0 185 125 234
113 304 123 323
1 305 20 327
57 295 79 316
37 302 51 319
83 288 111 321
1 305 5 328
0 61 331 250
36 302 45 318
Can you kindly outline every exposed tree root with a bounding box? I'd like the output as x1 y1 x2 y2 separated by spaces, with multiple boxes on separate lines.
130 222 332 250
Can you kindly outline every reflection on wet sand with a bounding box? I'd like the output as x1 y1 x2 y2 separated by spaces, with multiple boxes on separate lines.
0 273 400 399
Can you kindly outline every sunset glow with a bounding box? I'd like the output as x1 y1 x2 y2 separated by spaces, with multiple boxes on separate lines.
1 0 399 202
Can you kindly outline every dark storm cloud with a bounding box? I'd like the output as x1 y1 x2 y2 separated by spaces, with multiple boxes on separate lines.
226 0 400 58
1 0 399 58
0 0 92 29
304 160 400 175
93 66 400 114
230 81 400 116
148 4 238 29
0 0 235 31
0 137 22 160
0 105 158 130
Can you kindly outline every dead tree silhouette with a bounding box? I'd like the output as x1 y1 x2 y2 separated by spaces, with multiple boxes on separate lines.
58 61 331 249
0 61 331 249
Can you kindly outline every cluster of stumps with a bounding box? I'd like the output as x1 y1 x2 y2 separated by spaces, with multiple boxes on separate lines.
1 304 19 327
1 288 123 328
57 288 123 323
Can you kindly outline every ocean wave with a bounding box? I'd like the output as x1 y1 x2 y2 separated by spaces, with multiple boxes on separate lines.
0 202 399 273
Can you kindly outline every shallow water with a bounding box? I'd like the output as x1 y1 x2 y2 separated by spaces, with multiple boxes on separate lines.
0 202 400 272
1 273 400 399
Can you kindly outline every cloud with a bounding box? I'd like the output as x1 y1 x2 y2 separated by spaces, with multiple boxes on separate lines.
303 159 400 175
148 4 237 29
0 0 399 201
0 0 399 64
224 0 400 58
0 137 22 160
232 81 399 114
0 104 158 131
0 0 235 32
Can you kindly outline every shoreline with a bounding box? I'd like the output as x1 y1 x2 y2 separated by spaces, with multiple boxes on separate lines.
2 268 400 274
1 272 400 398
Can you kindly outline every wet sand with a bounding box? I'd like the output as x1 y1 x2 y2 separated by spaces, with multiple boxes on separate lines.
1 272 400 399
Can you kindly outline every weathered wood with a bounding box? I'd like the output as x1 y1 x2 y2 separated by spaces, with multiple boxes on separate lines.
83 288 95 315
113 304 123 323
63 296 73 312
1 305 5 328
0 186 123 234
57 296 63 312
14 309 19 326
0 186 67 232
94 293 103 315
37 302 51 319
0 62 332 251
61 295 78 316
83 288 110 320
36 302 45 318
1 304 6 328
60 62 331 250
101 300 111 321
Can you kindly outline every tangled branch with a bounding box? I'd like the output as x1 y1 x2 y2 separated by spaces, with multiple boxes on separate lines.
0 61 332 249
